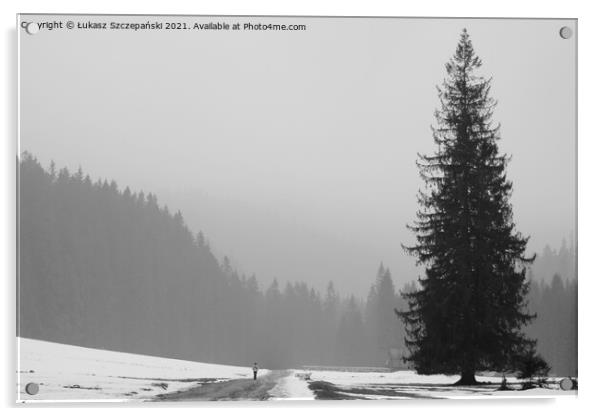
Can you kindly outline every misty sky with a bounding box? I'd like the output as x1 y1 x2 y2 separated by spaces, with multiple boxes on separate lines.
19 16 576 295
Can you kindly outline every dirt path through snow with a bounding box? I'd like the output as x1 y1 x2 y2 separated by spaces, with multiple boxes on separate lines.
153 370 285 401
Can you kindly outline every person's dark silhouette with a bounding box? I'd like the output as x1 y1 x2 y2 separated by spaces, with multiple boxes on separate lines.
252 363 259 381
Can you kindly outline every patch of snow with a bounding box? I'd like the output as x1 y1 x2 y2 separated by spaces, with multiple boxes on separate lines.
268 371 314 400
310 370 458 386
17 337 254 402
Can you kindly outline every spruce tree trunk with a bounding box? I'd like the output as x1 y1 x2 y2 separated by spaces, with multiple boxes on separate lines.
456 370 477 385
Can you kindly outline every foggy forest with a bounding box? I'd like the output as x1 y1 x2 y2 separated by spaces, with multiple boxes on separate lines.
18 152 576 376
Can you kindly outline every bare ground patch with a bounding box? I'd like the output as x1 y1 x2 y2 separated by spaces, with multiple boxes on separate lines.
152 371 284 401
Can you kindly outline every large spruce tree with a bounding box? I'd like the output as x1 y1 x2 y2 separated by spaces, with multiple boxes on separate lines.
399 29 538 384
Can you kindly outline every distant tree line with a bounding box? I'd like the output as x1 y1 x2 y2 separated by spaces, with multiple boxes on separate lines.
530 239 576 285
18 153 576 375
525 243 577 377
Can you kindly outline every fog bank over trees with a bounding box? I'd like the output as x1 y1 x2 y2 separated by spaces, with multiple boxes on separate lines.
19 153 575 375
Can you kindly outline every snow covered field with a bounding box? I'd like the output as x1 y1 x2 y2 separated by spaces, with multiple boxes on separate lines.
17 338 254 402
17 338 576 402
306 369 575 399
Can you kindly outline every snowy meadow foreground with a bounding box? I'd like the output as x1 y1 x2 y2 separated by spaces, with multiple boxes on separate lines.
17 338 251 402
17 338 573 402
304 368 571 399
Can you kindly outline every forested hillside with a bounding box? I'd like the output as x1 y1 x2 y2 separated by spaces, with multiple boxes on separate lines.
18 153 404 368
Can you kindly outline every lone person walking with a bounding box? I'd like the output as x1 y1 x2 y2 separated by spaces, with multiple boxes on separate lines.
252 363 259 381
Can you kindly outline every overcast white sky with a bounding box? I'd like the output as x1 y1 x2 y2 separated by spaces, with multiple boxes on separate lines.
19 16 576 295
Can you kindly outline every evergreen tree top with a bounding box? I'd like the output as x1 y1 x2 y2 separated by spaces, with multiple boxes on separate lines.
450 29 482 71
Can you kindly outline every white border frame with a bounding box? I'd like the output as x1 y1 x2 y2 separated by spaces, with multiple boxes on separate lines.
3 1 599 415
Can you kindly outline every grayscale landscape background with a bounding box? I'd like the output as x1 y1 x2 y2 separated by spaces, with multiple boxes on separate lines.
18 16 576 379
